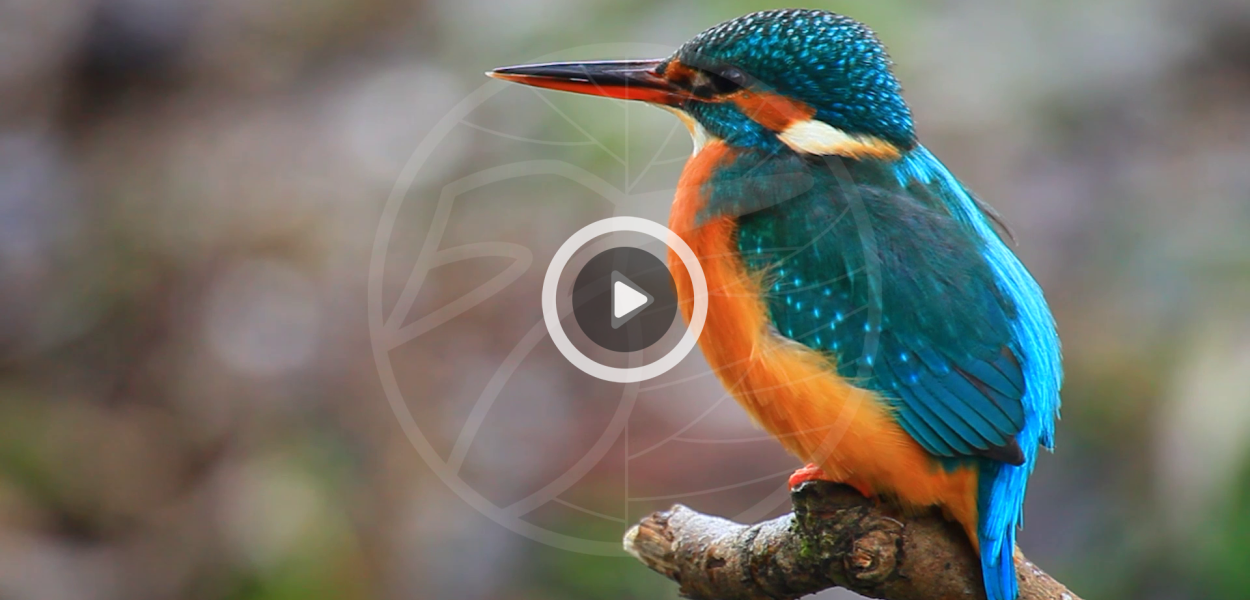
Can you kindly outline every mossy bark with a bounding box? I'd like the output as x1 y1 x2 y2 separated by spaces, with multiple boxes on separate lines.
624 481 1080 600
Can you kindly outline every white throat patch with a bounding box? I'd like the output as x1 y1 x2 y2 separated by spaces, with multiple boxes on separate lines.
659 106 714 155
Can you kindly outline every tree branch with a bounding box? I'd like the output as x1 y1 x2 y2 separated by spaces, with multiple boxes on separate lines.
623 481 1080 600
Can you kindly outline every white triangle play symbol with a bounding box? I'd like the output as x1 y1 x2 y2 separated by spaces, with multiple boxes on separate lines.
613 281 648 319
611 271 653 329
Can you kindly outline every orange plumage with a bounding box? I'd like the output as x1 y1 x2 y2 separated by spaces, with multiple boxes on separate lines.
667 141 982 548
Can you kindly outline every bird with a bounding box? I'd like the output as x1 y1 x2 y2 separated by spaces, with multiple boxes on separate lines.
489 9 1062 600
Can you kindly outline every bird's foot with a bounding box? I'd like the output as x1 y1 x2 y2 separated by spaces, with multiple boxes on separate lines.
788 464 877 500
788 463 833 489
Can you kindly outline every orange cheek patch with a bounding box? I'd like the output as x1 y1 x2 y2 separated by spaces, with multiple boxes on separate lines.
662 59 697 88
730 91 816 132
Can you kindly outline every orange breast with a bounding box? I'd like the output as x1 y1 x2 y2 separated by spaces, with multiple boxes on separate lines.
667 142 981 544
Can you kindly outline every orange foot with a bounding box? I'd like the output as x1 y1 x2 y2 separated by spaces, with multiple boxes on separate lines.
788 464 876 499
788 463 833 489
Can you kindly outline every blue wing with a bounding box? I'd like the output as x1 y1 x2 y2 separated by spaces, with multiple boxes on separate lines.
898 148 1063 600
734 155 1029 464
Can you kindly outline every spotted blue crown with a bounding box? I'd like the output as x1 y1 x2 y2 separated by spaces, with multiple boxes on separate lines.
671 9 916 149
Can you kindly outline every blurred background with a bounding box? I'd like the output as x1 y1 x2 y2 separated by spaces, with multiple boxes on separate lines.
2 0 1250 599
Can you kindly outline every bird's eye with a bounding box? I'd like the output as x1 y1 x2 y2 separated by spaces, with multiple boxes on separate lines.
692 67 746 97
719 67 747 87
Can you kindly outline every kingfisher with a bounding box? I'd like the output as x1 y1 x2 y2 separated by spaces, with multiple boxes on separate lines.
490 9 1061 600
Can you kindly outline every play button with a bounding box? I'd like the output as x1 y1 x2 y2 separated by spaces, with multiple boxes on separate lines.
611 272 652 329
542 217 707 382
572 247 677 353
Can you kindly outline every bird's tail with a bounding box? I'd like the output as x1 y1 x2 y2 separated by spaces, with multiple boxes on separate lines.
980 528 1018 600
978 458 1026 600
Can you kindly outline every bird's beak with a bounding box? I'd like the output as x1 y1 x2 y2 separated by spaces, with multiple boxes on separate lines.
488 59 688 105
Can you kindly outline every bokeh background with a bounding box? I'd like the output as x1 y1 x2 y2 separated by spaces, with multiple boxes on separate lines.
3 0 1250 599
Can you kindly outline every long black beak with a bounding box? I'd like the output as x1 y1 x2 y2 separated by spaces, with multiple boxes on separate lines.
488 59 689 105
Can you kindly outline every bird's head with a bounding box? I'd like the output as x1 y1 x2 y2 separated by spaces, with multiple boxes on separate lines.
490 9 916 159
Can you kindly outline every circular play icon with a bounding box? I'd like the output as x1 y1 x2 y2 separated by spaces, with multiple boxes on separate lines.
541 217 707 383
572 247 677 353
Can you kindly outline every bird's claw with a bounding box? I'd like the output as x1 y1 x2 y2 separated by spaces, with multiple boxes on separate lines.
788 463 832 488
